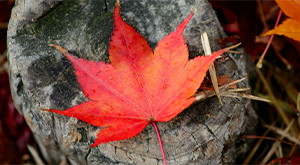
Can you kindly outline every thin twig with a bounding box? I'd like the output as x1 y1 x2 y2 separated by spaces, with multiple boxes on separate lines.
242 135 300 149
243 120 278 165
27 144 45 165
297 93 300 112
226 50 243 54
255 67 297 136
263 123 300 145
261 119 295 164
227 88 251 92
219 76 247 91
194 76 271 103
239 93 271 103
272 44 291 69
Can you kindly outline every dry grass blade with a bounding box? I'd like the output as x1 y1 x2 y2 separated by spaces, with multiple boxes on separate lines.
261 119 295 164
256 67 298 136
201 32 222 106
227 50 243 54
239 93 271 103
220 92 241 98
226 42 241 49
243 120 278 165
227 88 251 92
0 49 6 64
194 76 271 103
0 49 7 74
242 135 300 148
194 90 216 103
297 93 300 128
272 44 291 69
219 76 247 91
297 93 300 111
27 144 45 165
220 92 271 102
263 123 300 145
273 73 299 104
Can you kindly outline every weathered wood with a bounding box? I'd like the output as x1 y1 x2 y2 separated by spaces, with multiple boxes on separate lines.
7 0 257 164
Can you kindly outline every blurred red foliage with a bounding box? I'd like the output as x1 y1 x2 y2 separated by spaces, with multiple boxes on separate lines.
0 0 32 164
0 72 32 164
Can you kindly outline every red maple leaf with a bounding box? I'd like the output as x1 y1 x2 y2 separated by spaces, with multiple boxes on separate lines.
47 1 229 163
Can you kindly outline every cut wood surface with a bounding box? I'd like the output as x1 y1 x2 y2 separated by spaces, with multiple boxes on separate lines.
7 0 257 164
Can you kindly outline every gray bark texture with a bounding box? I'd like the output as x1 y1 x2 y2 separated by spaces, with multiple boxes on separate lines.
7 0 257 164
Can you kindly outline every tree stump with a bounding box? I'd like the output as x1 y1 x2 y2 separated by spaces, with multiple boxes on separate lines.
7 0 257 164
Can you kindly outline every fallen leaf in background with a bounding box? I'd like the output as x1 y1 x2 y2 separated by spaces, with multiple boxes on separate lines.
269 149 300 164
261 0 300 42
255 0 300 69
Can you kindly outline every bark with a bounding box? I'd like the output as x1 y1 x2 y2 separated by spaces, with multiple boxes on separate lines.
7 0 257 164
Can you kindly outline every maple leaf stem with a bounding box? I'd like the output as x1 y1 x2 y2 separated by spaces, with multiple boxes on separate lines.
256 9 282 69
151 121 167 165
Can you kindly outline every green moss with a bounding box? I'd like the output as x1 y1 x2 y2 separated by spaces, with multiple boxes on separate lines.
15 1 110 61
